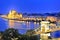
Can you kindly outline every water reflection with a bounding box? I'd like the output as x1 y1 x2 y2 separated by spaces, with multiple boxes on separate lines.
9 20 15 28
6 19 40 34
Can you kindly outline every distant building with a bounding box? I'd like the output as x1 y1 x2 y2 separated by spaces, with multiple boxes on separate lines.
46 16 57 22
8 10 23 19
19 14 23 18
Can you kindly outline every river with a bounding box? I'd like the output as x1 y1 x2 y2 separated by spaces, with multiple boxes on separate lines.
0 17 40 34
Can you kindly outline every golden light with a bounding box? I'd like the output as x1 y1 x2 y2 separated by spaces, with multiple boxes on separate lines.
9 20 14 28
46 16 57 22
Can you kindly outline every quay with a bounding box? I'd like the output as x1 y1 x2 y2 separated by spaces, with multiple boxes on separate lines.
1 10 57 22
1 10 43 22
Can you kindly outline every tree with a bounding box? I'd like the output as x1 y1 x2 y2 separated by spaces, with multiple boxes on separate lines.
3 28 20 40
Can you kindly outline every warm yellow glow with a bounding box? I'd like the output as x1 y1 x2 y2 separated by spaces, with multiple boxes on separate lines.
40 21 50 32
8 10 16 19
8 10 22 19
50 23 56 27
46 16 57 22
9 20 14 28
34 22 36 24
19 14 22 18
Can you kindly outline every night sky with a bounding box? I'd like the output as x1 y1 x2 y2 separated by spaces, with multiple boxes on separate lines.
0 0 60 14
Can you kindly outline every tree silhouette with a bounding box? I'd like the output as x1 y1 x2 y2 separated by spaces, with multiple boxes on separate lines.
3 28 20 40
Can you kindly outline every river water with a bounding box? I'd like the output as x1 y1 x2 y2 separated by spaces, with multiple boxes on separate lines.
0 17 40 34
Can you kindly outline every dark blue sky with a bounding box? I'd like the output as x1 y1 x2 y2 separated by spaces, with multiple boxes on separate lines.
0 0 60 14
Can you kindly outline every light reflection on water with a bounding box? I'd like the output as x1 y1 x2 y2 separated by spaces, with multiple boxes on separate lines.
0 17 40 34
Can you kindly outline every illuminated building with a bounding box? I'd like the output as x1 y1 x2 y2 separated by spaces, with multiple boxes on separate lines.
40 21 50 40
46 16 57 22
40 21 50 32
8 10 19 19
19 14 23 18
